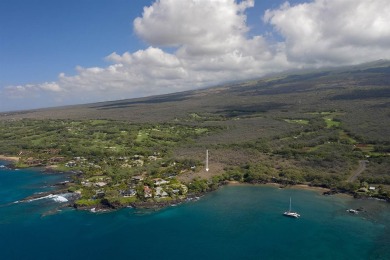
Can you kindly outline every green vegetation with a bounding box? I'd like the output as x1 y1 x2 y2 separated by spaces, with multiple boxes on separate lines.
284 119 309 125
1 62 389 206
0 119 218 208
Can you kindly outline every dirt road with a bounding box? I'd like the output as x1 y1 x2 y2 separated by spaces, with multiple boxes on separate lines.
347 160 368 182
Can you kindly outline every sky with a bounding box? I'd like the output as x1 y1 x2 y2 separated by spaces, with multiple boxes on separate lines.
1 0 390 112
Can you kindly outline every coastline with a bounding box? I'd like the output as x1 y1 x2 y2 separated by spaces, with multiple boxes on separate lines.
73 182 332 212
0 155 20 162
227 181 331 194
2 162 387 212
290 184 331 193
6 170 389 214
224 181 377 203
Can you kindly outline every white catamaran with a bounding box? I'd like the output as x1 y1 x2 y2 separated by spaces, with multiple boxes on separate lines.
283 197 300 218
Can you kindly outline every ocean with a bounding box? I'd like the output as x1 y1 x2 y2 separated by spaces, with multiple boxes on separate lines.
1 161 389 260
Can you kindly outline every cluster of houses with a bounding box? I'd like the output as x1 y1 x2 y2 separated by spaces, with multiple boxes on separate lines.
14 151 162 169
131 176 187 199
64 155 162 169
18 149 191 202
141 178 171 198
19 149 67 166
79 174 188 200
18 149 67 167
119 154 162 168
65 156 102 169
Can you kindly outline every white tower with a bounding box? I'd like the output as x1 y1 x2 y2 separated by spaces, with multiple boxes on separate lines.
206 149 209 172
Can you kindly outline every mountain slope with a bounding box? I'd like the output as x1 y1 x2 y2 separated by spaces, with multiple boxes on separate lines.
0 61 389 198
1 61 389 142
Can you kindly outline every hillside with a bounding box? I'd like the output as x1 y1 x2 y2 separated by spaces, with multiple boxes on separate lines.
2 61 389 141
0 61 389 206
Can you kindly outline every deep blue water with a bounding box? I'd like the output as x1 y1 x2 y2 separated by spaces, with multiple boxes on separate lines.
1 160 390 260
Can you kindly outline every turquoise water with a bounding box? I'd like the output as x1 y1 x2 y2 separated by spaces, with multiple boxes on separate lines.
1 161 390 259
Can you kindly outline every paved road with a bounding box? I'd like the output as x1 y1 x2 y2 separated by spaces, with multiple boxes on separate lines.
347 160 368 182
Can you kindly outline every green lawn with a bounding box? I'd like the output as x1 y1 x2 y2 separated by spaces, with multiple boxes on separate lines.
284 119 309 125
324 116 341 128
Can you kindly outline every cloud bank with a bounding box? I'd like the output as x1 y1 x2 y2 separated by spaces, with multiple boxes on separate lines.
2 0 390 111
264 0 390 65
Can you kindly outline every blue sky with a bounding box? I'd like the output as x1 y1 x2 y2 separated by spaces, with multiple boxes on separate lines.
1 0 389 112
0 0 148 85
0 0 288 85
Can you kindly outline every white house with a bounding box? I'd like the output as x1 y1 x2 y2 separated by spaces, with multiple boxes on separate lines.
153 178 169 186
155 187 168 198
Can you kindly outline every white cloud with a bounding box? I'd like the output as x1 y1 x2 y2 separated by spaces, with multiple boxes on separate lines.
3 0 390 110
4 82 61 97
264 0 390 65
134 0 254 54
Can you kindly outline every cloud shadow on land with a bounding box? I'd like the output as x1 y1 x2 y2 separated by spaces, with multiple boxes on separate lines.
90 92 192 110
217 102 288 118
331 88 390 100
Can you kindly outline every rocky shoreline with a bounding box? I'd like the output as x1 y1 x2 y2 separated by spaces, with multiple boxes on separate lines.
0 159 203 212
3 159 389 213
323 187 390 202
19 178 204 212
74 198 192 212
15 179 390 213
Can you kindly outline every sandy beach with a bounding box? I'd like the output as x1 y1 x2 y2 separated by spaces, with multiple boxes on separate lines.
291 184 330 193
0 155 20 162
227 182 331 194
45 165 59 170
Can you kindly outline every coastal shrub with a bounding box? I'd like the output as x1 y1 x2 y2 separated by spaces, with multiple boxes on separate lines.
74 199 100 207
188 178 210 193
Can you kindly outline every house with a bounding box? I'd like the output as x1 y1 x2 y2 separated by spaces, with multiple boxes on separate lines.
153 178 169 186
95 182 107 187
74 157 87 163
148 156 159 161
132 176 144 183
81 181 92 187
171 184 188 195
369 186 376 191
133 155 144 160
144 186 153 198
122 189 137 197
132 159 144 167
155 187 168 198
65 161 77 167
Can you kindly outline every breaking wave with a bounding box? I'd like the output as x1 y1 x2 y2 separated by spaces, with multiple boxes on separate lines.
27 194 68 203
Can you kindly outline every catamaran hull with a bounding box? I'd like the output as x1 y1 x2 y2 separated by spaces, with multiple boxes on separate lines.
283 212 300 218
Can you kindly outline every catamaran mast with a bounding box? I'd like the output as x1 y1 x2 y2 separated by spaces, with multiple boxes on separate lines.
206 149 209 172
